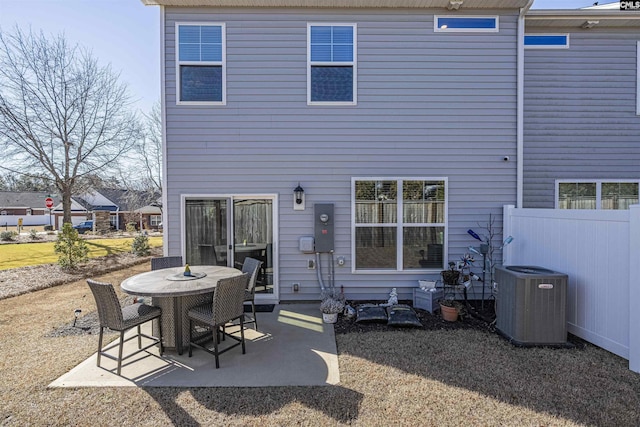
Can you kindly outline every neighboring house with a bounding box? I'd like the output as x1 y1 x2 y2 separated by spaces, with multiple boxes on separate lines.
0 191 59 227
523 4 640 209
52 188 162 231
143 0 538 303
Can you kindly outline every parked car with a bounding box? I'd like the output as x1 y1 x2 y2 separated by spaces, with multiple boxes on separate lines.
73 220 94 234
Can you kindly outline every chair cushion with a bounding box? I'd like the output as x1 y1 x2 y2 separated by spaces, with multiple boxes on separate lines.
121 303 162 330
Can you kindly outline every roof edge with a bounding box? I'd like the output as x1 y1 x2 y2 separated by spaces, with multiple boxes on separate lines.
141 0 530 8
526 9 640 20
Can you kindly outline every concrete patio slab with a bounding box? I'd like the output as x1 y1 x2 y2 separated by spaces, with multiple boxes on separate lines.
49 304 339 388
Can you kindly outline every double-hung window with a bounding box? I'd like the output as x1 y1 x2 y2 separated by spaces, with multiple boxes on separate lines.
176 23 225 104
556 180 639 210
308 24 356 105
353 178 447 272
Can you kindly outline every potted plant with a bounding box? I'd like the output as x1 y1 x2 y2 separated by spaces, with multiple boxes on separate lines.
320 287 345 324
440 262 460 322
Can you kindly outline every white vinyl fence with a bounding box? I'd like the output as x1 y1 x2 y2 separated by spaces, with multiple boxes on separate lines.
0 214 53 228
503 204 640 373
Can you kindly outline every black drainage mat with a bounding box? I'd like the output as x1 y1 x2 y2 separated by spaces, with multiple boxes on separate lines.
244 304 275 313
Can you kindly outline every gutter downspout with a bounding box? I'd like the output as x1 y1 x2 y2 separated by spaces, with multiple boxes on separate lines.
517 0 534 208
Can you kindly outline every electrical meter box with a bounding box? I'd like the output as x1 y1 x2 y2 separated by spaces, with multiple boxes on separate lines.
314 203 334 252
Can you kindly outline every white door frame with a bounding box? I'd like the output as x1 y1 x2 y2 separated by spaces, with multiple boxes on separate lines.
181 193 279 303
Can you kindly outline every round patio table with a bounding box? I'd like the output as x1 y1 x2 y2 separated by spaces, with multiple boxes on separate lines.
121 265 242 354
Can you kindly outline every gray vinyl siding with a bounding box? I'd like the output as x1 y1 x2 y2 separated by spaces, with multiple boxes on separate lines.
163 8 518 301
524 30 640 208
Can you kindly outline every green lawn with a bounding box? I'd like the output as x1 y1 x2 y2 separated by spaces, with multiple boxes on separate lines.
0 237 163 270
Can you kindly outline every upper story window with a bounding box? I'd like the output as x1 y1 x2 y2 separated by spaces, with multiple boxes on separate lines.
176 23 226 105
352 178 447 272
307 24 357 105
524 34 569 49
434 16 499 32
556 180 639 210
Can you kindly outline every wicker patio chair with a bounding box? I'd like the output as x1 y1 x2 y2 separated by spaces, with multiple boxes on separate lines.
241 257 263 330
188 273 249 368
151 256 183 271
86 279 163 376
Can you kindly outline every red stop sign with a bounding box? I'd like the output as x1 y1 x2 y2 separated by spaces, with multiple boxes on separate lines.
45 197 54 209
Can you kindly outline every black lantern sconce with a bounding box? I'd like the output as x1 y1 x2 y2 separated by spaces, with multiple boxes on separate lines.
293 183 305 211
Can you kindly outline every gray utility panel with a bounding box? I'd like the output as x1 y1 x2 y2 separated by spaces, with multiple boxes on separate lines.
495 266 568 346
314 203 334 253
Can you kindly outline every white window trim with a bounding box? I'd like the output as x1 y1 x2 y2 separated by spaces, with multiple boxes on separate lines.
434 15 499 33
307 23 357 106
175 22 226 106
524 33 570 49
351 177 448 274
555 179 640 209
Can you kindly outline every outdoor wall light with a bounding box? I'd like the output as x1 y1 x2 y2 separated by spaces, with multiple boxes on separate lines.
293 183 305 211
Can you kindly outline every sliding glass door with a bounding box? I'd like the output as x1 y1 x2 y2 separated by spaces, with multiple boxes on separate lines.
184 196 277 300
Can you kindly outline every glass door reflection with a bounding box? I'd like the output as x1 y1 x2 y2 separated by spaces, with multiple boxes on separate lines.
233 199 273 294
185 199 228 266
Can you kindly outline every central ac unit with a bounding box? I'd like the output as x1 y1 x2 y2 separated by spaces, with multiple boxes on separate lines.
495 265 568 346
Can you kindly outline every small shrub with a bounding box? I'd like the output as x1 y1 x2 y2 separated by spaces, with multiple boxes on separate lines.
29 229 41 240
54 223 89 270
126 222 137 234
0 231 17 241
131 233 151 257
44 225 54 231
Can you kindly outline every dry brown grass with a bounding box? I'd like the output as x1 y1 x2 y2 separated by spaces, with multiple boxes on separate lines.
1 265 639 426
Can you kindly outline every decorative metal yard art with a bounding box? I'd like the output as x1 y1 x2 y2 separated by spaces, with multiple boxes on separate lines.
467 214 513 310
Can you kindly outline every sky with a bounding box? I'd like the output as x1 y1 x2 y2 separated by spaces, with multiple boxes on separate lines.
0 0 609 114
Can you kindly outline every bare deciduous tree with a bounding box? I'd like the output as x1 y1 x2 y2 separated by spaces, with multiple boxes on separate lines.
0 27 140 223
139 101 162 193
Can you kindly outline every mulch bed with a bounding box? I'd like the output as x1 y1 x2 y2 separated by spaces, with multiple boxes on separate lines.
334 299 497 335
